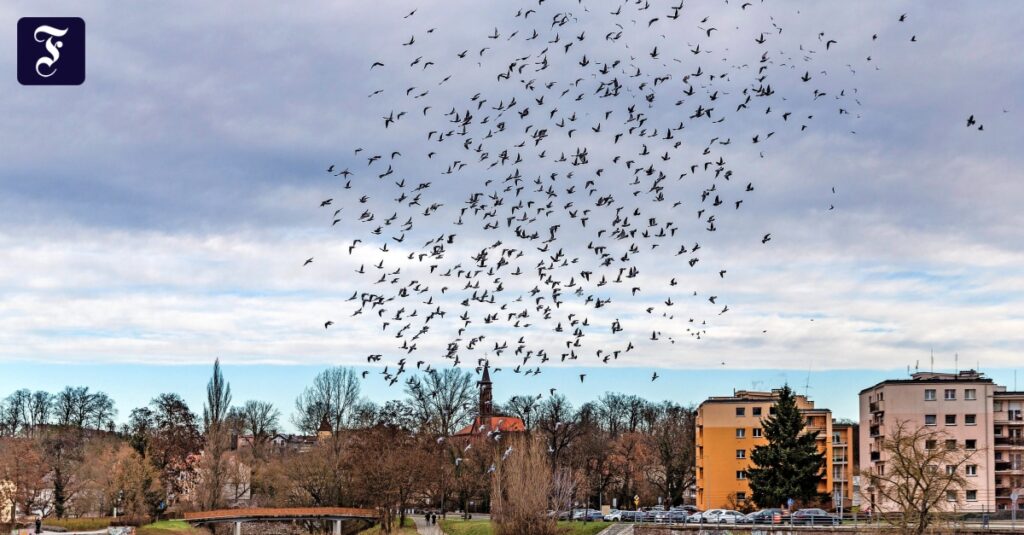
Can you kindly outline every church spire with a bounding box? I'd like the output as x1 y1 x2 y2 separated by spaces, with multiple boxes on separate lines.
478 362 493 419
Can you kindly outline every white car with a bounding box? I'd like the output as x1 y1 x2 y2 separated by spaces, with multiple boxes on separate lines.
604 509 622 521
688 509 745 524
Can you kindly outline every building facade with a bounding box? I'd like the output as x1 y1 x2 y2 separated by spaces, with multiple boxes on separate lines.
859 370 1003 513
993 390 1024 511
831 422 859 511
696 390 841 510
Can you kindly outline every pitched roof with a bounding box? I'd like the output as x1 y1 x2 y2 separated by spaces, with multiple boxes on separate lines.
453 415 526 436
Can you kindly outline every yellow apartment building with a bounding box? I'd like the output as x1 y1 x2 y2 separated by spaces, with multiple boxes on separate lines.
830 422 859 511
696 389 845 510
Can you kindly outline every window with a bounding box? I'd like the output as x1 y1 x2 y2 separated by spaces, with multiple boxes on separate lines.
945 439 957 450
736 492 746 501
946 490 957 502
736 407 746 417
945 414 957 426
995 426 1003 436
752 407 762 416
966 465 977 476
736 470 747 480
965 389 976 400
966 439 977 450
965 414 976 425
736 428 746 439
995 452 1003 461
946 465 956 475
994 401 1002 411
877 463 885 475
925 439 937 450
945 389 956 400
769 406 777 415
736 449 746 459
966 490 977 501
752 428 763 438
925 389 936 401
925 414 937 426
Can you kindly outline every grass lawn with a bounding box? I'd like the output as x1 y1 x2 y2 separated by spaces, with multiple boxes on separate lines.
440 519 612 535
138 520 209 535
43 518 115 531
358 517 417 534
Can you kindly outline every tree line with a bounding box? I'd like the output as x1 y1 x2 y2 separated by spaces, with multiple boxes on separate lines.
0 363 695 532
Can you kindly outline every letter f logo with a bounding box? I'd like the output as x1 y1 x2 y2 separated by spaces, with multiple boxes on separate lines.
18 17 85 85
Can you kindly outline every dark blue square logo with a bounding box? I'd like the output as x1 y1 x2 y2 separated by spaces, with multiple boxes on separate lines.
17 17 86 85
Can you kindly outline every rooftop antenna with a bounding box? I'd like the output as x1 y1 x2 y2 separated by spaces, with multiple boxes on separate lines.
930 348 934 372
915 360 919 373
803 364 812 397
955 352 959 374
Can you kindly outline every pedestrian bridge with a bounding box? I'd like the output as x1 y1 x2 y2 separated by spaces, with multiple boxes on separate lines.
184 507 377 535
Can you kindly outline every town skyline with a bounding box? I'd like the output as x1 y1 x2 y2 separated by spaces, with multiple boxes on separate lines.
3 360 1021 433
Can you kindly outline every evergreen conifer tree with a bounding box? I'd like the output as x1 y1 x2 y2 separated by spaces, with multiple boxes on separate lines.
746 385 826 509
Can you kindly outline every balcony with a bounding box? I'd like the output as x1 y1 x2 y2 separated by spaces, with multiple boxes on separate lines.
994 436 1024 447
870 451 881 462
995 461 1023 473
870 425 882 437
869 400 884 413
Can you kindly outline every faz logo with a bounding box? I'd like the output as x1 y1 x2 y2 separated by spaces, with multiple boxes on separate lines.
17 17 85 85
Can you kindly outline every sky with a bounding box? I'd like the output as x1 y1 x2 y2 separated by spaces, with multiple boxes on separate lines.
1 1 1022 428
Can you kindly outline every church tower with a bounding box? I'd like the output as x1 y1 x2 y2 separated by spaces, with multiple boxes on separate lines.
478 363 493 419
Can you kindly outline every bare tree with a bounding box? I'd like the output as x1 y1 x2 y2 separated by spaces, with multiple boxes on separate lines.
238 400 280 464
52 387 115 431
536 394 582 471
199 359 233 510
293 366 363 436
404 368 475 437
645 402 696 506
505 395 539 432
203 358 232 432
862 421 977 535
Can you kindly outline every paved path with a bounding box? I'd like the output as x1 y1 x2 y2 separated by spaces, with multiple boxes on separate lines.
597 524 634 535
413 516 442 535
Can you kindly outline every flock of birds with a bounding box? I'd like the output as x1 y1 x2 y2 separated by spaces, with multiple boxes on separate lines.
303 0 926 401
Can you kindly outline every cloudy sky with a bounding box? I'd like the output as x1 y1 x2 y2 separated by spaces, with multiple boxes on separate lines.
1 1 1022 423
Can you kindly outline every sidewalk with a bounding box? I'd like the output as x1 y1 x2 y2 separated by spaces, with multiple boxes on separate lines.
412 516 442 535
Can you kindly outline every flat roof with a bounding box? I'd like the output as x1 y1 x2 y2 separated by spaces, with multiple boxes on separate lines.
859 377 994 395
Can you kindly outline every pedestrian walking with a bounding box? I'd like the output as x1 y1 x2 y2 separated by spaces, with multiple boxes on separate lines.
982 512 990 529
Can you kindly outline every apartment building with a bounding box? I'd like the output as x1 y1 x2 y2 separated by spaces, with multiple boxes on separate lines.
859 370 1000 513
993 390 1024 511
831 422 860 510
696 390 842 510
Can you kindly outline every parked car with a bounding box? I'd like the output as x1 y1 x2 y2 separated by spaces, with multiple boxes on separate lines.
687 509 744 524
665 510 689 523
618 510 640 522
570 508 595 520
742 508 787 525
674 505 701 514
791 508 839 526
604 510 622 521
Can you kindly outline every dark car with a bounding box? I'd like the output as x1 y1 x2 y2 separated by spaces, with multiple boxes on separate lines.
791 508 839 526
742 509 787 525
665 510 689 523
618 510 640 522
